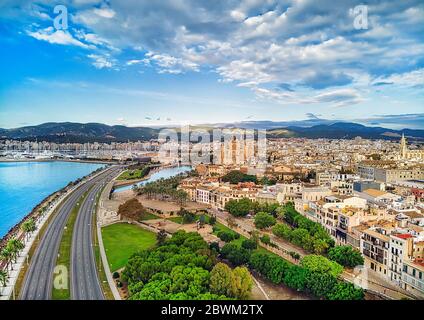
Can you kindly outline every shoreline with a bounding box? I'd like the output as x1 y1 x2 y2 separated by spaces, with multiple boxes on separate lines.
0 165 107 249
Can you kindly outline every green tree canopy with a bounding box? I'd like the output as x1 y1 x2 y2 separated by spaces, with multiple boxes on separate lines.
300 255 343 278
254 212 277 229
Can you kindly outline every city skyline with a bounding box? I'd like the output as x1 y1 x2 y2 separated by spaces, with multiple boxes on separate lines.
1 1 423 129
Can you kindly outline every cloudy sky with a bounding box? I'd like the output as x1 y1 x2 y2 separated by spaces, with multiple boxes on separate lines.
0 0 423 129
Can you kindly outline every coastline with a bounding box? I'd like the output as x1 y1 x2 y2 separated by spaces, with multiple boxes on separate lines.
0 166 106 249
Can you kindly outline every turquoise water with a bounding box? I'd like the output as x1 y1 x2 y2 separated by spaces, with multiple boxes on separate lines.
114 166 192 192
0 161 104 238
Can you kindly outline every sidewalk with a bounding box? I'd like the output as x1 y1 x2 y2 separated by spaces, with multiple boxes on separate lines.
96 172 123 300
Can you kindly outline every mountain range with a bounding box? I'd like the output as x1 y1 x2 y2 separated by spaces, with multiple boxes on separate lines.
0 121 423 143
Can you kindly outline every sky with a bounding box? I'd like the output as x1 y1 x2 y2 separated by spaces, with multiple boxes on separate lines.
0 0 423 129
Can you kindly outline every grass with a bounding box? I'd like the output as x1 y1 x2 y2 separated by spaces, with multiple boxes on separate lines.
140 212 160 221
117 167 150 181
52 188 91 300
101 223 156 272
167 216 183 224
167 214 210 225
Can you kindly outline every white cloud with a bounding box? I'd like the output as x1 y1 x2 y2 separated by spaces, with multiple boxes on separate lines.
93 7 115 18
87 54 114 69
144 52 199 74
13 0 424 107
27 27 93 49
372 69 424 87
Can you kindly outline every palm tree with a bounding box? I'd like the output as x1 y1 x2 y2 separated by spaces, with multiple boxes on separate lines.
21 218 36 242
7 238 24 263
0 248 13 271
0 269 8 295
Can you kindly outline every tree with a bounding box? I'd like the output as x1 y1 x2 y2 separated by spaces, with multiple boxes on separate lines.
328 246 364 268
241 239 257 250
220 244 250 266
260 235 271 245
231 267 253 299
300 255 343 278
217 231 238 242
209 242 220 253
21 218 36 241
254 212 276 229
0 269 8 288
7 238 24 263
182 212 196 224
313 238 329 255
225 198 254 217
209 216 216 225
327 282 364 300
283 265 309 291
272 224 292 240
210 263 234 297
118 198 146 221
222 171 257 184
290 228 310 247
156 229 167 245
305 272 338 298
275 206 286 220
0 248 13 271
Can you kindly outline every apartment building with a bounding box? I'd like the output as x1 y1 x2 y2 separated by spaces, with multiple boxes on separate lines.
361 227 391 278
388 233 414 285
401 258 424 298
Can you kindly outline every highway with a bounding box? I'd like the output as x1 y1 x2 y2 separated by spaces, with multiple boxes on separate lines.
70 169 117 300
19 166 120 300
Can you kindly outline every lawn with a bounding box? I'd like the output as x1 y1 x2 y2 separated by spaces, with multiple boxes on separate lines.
117 166 151 181
140 212 160 221
167 216 183 224
101 223 156 272
167 214 210 225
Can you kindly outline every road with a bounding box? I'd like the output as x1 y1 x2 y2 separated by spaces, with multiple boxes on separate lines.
70 169 118 300
19 166 121 300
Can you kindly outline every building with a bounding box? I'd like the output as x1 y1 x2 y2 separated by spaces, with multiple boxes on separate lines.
388 233 414 285
400 134 424 160
353 180 382 192
401 258 424 297
361 227 391 278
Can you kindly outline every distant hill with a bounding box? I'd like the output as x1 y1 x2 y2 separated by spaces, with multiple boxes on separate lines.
267 122 424 140
0 122 159 143
1 121 423 142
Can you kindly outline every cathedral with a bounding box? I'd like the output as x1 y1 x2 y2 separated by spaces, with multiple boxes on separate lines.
399 134 424 160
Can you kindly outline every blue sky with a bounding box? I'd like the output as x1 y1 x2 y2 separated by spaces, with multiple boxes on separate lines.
0 0 423 129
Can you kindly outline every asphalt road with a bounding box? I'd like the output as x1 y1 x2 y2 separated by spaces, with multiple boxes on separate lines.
19 166 120 300
70 169 118 300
